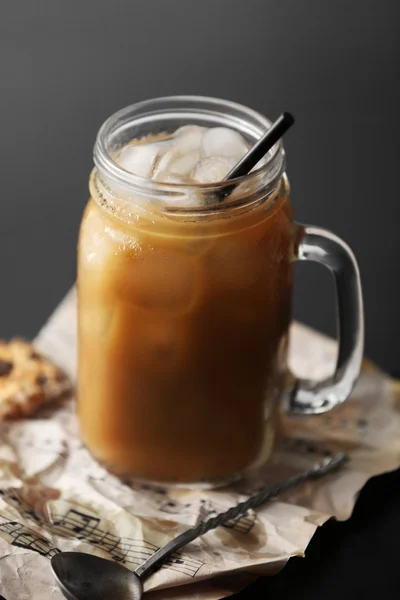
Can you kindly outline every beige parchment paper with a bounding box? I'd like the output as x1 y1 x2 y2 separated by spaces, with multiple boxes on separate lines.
0 286 399 599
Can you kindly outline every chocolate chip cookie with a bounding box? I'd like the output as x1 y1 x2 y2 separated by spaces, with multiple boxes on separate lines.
0 338 72 419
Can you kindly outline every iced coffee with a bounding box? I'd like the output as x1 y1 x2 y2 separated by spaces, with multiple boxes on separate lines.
78 102 294 485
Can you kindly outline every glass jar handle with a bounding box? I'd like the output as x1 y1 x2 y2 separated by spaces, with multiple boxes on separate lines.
287 225 364 415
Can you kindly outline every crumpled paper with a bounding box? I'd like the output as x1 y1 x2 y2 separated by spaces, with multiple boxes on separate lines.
0 287 399 600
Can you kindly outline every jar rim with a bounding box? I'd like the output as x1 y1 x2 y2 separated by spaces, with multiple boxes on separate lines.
93 95 285 212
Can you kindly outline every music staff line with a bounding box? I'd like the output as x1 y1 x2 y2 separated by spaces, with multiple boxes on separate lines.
0 485 256 572
158 498 256 535
0 490 204 578
89 475 255 534
0 519 59 558
51 509 203 577
89 474 256 534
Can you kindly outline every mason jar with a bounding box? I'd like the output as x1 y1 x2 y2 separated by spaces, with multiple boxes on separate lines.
77 96 363 488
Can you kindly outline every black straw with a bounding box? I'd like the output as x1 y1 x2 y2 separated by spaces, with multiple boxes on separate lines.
217 111 294 201
224 112 294 180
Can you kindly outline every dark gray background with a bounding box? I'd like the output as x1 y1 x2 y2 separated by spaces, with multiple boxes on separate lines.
0 0 399 371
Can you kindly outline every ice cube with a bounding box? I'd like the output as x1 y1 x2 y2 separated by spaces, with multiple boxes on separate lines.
152 148 180 180
191 156 237 184
116 143 161 178
80 206 111 269
154 172 202 208
104 226 141 255
168 150 200 176
80 305 114 338
173 125 206 153
107 303 188 370
110 249 201 315
202 127 249 159
206 239 265 289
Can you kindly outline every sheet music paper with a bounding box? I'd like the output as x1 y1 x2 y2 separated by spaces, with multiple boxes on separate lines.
0 286 398 599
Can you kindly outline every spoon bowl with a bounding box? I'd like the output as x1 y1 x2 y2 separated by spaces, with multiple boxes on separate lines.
51 552 143 600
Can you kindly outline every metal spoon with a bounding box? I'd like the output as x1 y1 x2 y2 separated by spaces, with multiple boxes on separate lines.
51 452 347 600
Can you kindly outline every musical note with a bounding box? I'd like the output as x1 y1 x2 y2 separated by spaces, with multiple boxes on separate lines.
165 552 204 577
0 482 204 577
0 521 59 558
223 512 256 534
51 508 203 577
159 495 256 534
53 508 100 539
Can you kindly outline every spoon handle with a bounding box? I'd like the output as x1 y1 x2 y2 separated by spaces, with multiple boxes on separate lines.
135 452 347 580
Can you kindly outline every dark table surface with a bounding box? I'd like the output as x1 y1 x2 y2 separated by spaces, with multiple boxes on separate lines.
233 467 400 599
